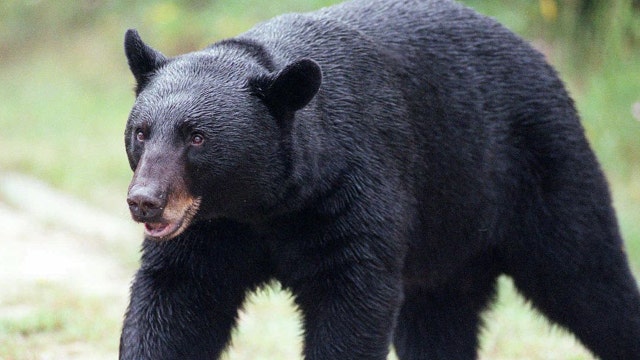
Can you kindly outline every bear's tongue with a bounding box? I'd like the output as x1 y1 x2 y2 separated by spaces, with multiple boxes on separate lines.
144 222 179 238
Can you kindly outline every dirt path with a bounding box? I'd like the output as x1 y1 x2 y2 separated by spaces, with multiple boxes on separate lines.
0 172 140 359
0 172 139 295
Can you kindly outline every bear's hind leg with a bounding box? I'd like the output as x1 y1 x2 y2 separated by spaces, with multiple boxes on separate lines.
504 197 640 359
393 261 499 360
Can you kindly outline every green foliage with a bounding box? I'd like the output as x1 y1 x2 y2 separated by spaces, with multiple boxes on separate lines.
462 0 640 67
0 0 337 61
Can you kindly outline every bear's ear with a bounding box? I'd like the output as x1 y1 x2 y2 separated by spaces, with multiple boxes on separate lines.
124 29 167 95
252 58 322 114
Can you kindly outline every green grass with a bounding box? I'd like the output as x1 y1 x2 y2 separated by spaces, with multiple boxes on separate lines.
0 282 124 359
0 0 639 359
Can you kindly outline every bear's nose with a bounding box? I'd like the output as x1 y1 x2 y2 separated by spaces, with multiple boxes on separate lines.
127 187 164 221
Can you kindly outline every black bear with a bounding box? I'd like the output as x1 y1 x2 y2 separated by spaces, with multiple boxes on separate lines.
119 0 640 359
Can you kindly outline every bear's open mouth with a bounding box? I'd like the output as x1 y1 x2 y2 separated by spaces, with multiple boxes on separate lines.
144 221 182 239
142 196 201 240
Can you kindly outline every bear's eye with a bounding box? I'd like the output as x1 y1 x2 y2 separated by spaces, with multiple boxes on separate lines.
135 128 145 142
190 132 204 146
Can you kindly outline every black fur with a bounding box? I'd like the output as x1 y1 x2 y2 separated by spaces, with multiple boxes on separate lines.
124 29 167 95
120 0 640 359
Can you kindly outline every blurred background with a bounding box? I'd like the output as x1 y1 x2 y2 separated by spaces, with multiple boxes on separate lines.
0 0 638 359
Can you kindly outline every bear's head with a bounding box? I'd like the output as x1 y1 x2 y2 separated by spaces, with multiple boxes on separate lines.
123 29 322 240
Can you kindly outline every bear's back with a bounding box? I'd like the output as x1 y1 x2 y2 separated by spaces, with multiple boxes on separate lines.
241 0 566 124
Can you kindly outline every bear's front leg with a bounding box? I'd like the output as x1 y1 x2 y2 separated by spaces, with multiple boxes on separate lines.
293 258 404 360
119 221 270 360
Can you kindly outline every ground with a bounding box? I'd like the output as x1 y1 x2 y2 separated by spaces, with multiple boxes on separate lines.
0 173 135 359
